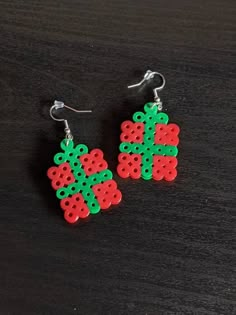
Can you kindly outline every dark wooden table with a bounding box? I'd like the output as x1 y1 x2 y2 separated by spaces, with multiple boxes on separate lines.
1 0 235 314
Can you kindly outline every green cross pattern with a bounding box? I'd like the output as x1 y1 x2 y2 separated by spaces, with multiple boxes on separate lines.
119 102 178 180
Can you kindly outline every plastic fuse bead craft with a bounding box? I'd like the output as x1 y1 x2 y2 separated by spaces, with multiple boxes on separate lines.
117 102 180 181
47 140 122 224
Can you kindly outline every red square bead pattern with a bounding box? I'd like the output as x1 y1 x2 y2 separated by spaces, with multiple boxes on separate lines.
120 121 144 143
117 153 142 179
79 149 108 176
152 156 178 181
155 124 180 146
47 162 75 190
92 180 122 210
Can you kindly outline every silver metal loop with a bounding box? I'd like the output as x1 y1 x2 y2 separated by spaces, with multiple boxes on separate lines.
128 70 166 108
49 100 92 145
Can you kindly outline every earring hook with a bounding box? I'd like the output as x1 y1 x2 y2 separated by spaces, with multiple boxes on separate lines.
128 70 166 109
50 100 92 122
50 100 92 145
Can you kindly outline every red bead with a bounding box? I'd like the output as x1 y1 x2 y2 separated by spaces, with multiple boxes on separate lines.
103 179 117 191
92 183 104 195
168 123 180 135
47 166 59 180
51 179 64 190
90 148 104 159
164 167 177 181
117 164 130 179
97 196 111 210
110 189 122 205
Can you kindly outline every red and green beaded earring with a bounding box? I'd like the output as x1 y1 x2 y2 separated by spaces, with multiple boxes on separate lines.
47 101 122 224
117 70 180 181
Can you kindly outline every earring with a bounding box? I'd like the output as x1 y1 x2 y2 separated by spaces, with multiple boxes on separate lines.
117 70 180 181
47 101 122 224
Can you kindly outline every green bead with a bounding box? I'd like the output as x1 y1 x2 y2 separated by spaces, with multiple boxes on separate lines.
142 153 153 165
54 152 67 165
130 143 144 154
141 165 152 180
73 168 86 181
65 149 78 162
60 139 74 152
145 123 156 134
165 146 178 156
87 198 100 214
133 111 145 122
142 173 152 180
68 183 80 195
69 158 83 170
142 143 154 154
144 102 157 115
81 187 94 200
145 114 156 124
152 145 166 155
143 133 154 145
87 173 100 186
75 144 89 156
98 169 113 182
155 113 169 124
77 179 91 192
56 187 69 199
119 142 132 153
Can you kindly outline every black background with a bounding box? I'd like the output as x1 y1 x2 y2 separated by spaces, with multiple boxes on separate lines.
1 0 236 314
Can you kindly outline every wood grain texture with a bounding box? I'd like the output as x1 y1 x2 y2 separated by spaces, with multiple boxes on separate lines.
0 0 235 314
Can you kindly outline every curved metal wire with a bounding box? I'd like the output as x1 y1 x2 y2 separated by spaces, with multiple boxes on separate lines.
50 100 92 122
128 70 166 105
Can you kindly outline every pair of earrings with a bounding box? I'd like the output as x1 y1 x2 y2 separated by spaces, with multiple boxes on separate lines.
47 70 180 224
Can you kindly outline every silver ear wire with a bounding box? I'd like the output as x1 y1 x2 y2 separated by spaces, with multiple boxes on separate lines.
50 100 92 145
128 70 166 110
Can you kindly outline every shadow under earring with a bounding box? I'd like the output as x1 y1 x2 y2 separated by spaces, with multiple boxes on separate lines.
47 101 122 224
117 70 180 181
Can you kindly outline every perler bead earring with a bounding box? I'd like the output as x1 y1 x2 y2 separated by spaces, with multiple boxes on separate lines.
47 100 122 224
117 70 180 181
